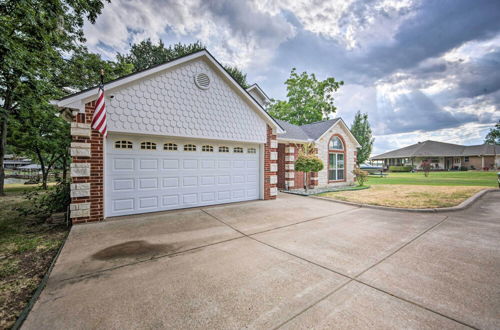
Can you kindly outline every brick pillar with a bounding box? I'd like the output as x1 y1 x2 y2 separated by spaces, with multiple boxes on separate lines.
69 101 104 224
264 125 277 199
311 147 319 186
284 144 296 189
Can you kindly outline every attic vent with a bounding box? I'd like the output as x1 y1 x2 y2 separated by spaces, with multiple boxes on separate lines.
194 73 210 89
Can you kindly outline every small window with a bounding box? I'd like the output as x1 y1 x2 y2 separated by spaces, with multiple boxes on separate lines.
464 156 469 162
141 142 156 150
219 146 229 153
184 144 197 151
247 148 257 154
164 143 177 151
115 140 133 149
329 136 344 150
202 145 214 152
234 147 243 153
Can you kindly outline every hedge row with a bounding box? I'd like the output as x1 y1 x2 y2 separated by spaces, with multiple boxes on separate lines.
388 165 413 172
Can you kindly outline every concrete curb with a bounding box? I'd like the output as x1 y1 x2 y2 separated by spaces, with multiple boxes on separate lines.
310 188 499 213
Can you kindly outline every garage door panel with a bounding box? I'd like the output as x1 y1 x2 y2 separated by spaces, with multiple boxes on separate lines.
106 137 260 217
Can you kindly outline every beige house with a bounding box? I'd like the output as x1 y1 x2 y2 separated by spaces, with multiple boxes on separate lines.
372 140 500 170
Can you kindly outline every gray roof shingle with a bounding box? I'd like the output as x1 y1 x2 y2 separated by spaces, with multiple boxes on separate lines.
372 140 500 159
274 118 341 141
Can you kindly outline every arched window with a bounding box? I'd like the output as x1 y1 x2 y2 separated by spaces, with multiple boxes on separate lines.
164 143 177 151
328 135 345 181
219 146 229 153
329 136 344 150
202 145 214 152
247 148 257 154
115 141 133 149
233 147 243 153
140 142 156 150
184 144 196 151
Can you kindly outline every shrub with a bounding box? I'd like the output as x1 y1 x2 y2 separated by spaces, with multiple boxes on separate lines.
19 181 71 220
353 168 369 186
295 155 324 173
388 165 413 172
459 166 468 171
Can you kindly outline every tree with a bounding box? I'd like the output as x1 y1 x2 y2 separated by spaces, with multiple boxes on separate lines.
294 143 324 191
350 111 374 165
0 0 108 195
9 83 71 189
117 39 249 87
421 160 431 177
268 68 343 125
485 120 500 145
352 168 369 186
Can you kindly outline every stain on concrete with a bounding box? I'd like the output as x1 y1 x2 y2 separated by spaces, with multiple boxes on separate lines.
92 241 177 260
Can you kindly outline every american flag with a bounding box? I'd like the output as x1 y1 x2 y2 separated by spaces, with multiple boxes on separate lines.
91 83 107 136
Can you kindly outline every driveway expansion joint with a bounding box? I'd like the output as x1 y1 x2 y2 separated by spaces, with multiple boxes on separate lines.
202 208 478 330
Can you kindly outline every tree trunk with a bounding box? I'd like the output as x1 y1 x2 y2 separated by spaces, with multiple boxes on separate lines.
0 114 6 196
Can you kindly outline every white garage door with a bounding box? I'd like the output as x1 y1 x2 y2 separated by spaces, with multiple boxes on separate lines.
105 136 261 217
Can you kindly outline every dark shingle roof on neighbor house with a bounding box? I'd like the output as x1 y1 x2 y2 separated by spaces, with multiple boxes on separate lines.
372 140 500 159
275 118 341 141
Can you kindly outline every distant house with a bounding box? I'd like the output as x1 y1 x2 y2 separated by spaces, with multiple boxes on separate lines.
3 154 32 169
371 140 500 170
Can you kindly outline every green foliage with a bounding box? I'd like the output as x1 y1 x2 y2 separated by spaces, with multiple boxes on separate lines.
18 181 71 219
350 111 374 164
0 0 108 195
57 47 134 90
295 155 324 173
353 168 369 186
389 165 414 172
117 39 205 72
117 39 249 87
484 120 500 145
223 65 249 88
268 68 343 125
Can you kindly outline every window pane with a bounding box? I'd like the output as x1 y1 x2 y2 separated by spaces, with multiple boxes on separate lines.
329 137 343 150
328 169 336 181
329 153 337 167
337 170 344 180
337 154 344 168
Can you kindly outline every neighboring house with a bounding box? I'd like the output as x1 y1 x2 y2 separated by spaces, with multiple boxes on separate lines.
3 154 32 169
371 140 500 170
51 50 360 224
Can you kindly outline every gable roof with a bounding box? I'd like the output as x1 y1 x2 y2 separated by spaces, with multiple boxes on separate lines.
372 140 500 159
246 84 271 104
51 49 283 133
274 117 361 147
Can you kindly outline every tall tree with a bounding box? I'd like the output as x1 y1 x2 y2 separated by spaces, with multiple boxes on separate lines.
485 120 500 145
117 39 249 87
0 0 108 195
350 111 374 165
268 68 343 125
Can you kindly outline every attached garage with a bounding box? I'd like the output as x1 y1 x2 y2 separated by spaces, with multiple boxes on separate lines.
53 50 282 223
106 136 261 217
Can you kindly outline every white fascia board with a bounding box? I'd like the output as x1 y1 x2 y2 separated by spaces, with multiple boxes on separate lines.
247 84 271 104
277 137 313 144
315 119 362 148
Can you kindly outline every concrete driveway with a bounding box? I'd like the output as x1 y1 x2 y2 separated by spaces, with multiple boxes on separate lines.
23 191 500 329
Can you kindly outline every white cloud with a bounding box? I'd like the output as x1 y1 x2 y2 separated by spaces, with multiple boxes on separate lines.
83 0 295 70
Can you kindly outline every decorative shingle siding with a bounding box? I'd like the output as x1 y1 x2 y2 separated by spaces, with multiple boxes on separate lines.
106 59 267 143
69 101 104 224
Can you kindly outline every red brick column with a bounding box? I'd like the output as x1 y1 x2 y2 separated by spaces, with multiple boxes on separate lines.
264 125 277 199
69 100 104 224
285 144 297 189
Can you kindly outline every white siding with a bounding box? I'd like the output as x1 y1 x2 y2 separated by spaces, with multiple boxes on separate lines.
106 59 267 143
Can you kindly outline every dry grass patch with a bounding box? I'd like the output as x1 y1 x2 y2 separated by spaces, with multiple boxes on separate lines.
319 184 488 209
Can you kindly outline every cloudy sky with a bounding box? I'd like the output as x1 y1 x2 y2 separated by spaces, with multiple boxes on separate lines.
84 0 500 155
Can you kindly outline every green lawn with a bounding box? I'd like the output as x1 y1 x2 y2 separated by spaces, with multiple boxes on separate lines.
368 171 498 187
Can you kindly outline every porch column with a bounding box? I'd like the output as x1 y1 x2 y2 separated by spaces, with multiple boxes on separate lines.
284 144 296 189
